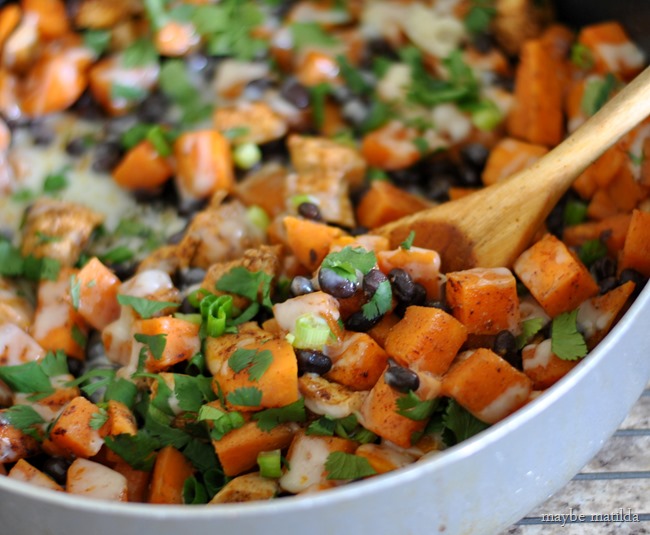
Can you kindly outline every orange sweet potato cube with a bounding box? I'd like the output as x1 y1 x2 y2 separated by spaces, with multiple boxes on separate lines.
521 339 579 390
358 371 430 448
441 348 532 424
445 267 520 335
8 459 63 491
148 445 195 504
0 410 41 462
367 313 399 348
73 257 120 331
49 396 104 458
513 234 599 317
619 210 650 277
133 316 201 373
481 138 548 186
384 306 467 375
326 332 389 391
283 216 345 272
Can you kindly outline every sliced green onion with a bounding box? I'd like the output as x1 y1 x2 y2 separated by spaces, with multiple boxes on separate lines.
200 295 234 337
471 101 503 132
246 205 270 231
292 314 332 350
233 142 262 170
187 288 211 309
173 313 202 325
146 125 172 157
257 449 282 479
290 194 318 209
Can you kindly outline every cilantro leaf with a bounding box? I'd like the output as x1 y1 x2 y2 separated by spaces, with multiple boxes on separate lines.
104 432 158 471
134 333 167 361
215 267 274 308
551 310 588 360
325 451 377 480
310 82 331 130
2 405 46 441
290 22 340 49
43 171 69 193
197 404 245 440
122 38 158 68
227 387 263 407
253 399 306 432
306 415 337 436
395 391 438 421
104 378 138 409
173 375 215 413
563 200 588 226
321 247 377 282
336 54 372 95
516 317 545 349
83 30 112 56
464 0 496 34
581 73 618 117
89 409 109 431
40 350 70 377
442 399 489 445
578 239 607 268
570 43 595 70
361 279 392 321
228 348 273 382
400 231 416 250
0 362 53 394
117 295 179 319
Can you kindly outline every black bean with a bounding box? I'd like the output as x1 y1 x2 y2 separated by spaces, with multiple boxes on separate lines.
460 143 490 172
66 356 84 377
179 295 198 314
471 32 495 54
389 167 422 186
388 268 415 302
65 137 89 157
297 202 322 221
30 121 55 146
598 276 619 295
363 268 388 297
109 261 137 281
290 275 315 297
503 351 523 371
177 196 208 217
365 38 400 61
92 141 123 173
425 300 451 314
494 74 515 93
410 283 427 306
493 330 517 358
280 78 310 109
590 256 617 282
295 349 332 376
178 267 207 288
345 310 381 332
318 267 359 298
349 225 369 236
41 457 72 486
71 90 105 121
384 363 420 393
136 92 170 123
426 175 453 202
244 78 273 100
457 166 482 188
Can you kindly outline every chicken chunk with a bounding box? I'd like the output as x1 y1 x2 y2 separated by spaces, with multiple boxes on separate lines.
493 0 554 55
213 101 288 145
209 473 279 504
20 199 104 266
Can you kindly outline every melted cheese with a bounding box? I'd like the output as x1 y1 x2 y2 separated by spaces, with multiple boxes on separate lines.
523 339 553 371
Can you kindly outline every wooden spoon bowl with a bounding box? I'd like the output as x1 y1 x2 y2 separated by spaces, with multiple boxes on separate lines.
374 66 650 272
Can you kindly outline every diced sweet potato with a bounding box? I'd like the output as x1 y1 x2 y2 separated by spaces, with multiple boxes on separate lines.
513 234 599 317
377 246 442 299
367 313 400 348
445 267 520 335
326 332 389 391
154 20 199 57
213 422 297 477
67 458 128 501
49 396 104 458
441 348 532 424
283 216 345 272
521 339 579 390
357 180 431 229
112 140 174 191
481 137 548 186
385 306 468 375
562 213 632 255
278 431 356 493
577 21 645 80
619 210 650 277
209 472 279 503
104 400 137 437
358 372 429 448
148 445 194 504
234 163 288 218
22 0 69 40
8 458 63 491
299 374 368 419
72 257 121 331
214 101 288 145
507 39 564 147
132 316 201 373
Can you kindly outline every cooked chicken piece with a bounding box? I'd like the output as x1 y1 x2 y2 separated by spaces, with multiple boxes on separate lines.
20 199 104 266
136 244 181 276
0 410 41 463
287 135 366 189
213 101 288 145
205 322 273 375
298 374 368 419
493 0 554 55
73 0 142 29
209 473 279 504
200 244 282 309
177 200 266 269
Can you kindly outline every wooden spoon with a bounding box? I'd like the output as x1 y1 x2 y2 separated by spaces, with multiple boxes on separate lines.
373 66 650 272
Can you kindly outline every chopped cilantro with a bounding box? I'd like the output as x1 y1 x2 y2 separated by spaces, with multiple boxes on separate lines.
111 83 148 102
117 295 179 319
89 409 109 431
412 136 429 156
442 399 490 445
464 0 496 34
321 247 377 282
216 267 273 308
2 405 46 441
40 350 70 377
578 239 607 267
10 188 36 203
361 279 392 321
570 43 595 70
83 29 111 56
307 415 337 436
336 54 372 95
71 324 87 349
401 231 416 250
0 361 53 394
134 333 167 361
145 124 173 157
100 246 134 265
159 59 213 124
581 73 618 117
396 391 438 421
290 22 340 49
310 82 332 130
253 399 306 432
183 476 209 505
563 200 588 226
35 232 61 245
628 149 646 166
104 432 158 471
228 348 273 382
104 378 138 409
516 317 545 349
551 310 588 360
173 375 215 412
68 368 116 397
227 386 263 407
359 100 393 134
122 38 158 68
197 404 245 440
325 451 377 480
43 170 69 193
0 242 26 277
